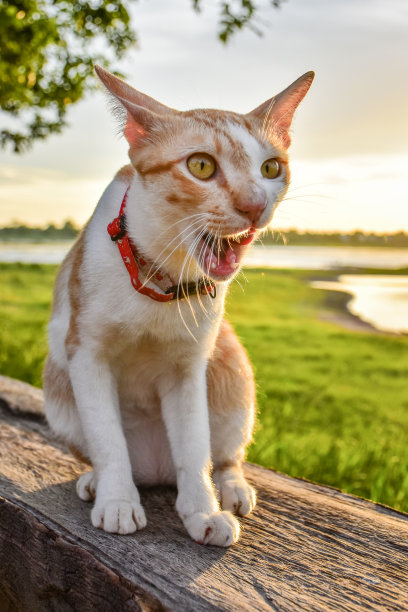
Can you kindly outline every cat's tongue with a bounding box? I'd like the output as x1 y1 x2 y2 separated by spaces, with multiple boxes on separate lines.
203 229 256 279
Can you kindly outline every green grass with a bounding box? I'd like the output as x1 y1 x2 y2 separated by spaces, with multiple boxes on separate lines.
1 262 408 512
0 263 56 387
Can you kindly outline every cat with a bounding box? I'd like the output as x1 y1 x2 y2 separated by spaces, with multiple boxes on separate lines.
43 65 314 547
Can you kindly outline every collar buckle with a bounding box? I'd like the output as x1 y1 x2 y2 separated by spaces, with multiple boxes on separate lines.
108 213 127 242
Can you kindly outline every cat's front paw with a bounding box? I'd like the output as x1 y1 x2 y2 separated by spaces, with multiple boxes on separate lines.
218 477 256 516
184 511 240 547
91 498 147 535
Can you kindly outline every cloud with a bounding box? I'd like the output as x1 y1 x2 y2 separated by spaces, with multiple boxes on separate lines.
273 153 408 232
0 166 69 186
1 0 407 232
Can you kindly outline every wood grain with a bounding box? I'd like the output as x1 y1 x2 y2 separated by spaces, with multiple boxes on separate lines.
1 376 407 611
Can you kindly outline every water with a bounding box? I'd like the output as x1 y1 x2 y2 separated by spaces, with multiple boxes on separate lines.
0 242 73 264
311 275 408 334
245 246 408 270
1 242 408 269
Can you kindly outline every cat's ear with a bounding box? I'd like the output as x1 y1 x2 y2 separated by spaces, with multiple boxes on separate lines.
247 71 314 149
95 65 177 146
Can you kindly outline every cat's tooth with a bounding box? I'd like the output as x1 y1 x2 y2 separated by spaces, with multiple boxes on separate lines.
231 261 239 270
206 250 218 266
225 250 237 265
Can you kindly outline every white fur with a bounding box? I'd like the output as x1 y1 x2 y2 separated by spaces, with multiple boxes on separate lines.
227 121 289 223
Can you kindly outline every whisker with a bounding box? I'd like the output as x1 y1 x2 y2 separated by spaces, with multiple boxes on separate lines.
217 228 221 265
196 228 219 318
146 216 206 273
264 227 287 245
143 212 208 269
178 228 207 326
204 230 214 278
177 297 198 343
141 219 206 288
285 182 333 193
175 228 209 341
196 230 211 279
239 268 249 284
195 280 209 317
196 231 216 304
202 226 220 302
234 274 245 293
195 230 214 316
156 211 208 231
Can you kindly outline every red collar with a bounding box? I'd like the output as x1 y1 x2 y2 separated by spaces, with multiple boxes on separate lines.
107 187 216 302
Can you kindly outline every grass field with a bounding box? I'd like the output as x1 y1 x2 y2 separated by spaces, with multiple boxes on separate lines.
1 262 408 512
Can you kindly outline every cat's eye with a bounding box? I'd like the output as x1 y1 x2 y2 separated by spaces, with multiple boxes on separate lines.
187 153 216 180
261 158 280 179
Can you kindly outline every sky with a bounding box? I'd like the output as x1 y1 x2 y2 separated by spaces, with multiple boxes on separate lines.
1 0 407 233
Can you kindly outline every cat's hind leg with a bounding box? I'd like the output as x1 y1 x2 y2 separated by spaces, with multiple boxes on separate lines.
76 471 96 502
43 358 101 505
212 463 256 516
207 320 257 517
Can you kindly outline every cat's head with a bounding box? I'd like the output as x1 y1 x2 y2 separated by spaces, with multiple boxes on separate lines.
96 66 314 282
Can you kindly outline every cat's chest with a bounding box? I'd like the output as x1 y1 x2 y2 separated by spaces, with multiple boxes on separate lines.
111 332 205 414
95 280 225 357
114 342 163 414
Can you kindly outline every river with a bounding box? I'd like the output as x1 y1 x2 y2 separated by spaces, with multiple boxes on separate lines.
1 243 407 334
311 275 408 334
1 243 408 270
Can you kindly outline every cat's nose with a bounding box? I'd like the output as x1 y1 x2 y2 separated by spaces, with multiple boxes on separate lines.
235 199 267 225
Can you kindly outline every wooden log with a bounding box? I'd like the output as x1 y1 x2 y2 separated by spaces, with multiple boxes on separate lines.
1 375 408 611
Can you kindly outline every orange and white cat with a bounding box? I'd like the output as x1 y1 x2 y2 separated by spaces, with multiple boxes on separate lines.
43 66 314 547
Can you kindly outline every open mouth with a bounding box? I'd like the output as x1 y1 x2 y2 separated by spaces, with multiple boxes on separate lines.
196 228 256 280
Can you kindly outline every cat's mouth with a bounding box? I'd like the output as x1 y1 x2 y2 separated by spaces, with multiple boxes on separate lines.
196 228 256 280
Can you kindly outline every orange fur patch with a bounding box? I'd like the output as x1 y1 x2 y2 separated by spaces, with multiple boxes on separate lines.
168 167 207 210
44 334 90 466
137 159 177 177
43 354 75 410
68 444 91 465
51 247 76 315
65 230 86 360
207 319 255 416
115 165 135 183
213 459 239 472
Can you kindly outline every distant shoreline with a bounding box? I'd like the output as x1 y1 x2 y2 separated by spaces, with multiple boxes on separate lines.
311 274 408 336
1 259 406 336
317 285 387 335
0 238 408 249
0 226 407 248
1 243 408 269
